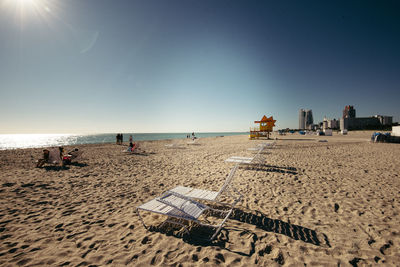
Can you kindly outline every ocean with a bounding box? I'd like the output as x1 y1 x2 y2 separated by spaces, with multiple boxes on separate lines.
0 132 247 150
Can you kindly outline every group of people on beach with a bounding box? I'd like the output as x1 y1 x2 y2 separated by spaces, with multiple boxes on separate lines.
116 134 142 153
116 133 124 145
36 147 81 167
186 132 196 139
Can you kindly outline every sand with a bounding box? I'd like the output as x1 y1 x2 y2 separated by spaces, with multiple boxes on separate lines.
0 131 399 266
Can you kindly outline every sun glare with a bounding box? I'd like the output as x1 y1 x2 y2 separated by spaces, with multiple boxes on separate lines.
1 0 57 28
18 0 35 5
10 0 40 10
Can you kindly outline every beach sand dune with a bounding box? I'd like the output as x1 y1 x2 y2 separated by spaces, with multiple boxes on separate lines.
1 132 399 266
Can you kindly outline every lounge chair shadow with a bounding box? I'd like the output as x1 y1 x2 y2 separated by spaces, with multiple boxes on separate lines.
148 223 253 256
125 152 150 156
70 162 88 167
43 165 69 171
278 138 315 141
147 206 329 257
134 152 149 156
230 208 330 247
242 164 298 175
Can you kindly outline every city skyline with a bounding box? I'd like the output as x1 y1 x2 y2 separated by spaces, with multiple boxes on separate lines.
298 105 394 131
1 1 400 133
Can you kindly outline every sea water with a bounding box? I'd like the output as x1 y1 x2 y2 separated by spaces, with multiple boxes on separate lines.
0 132 247 150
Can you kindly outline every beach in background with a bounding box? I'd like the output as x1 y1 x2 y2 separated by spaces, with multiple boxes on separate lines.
0 131 399 266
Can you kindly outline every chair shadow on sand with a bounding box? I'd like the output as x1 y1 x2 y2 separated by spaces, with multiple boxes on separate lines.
125 151 156 156
43 165 69 171
243 164 298 175
70 162 88 167
43 162 88 171
147 207 330 257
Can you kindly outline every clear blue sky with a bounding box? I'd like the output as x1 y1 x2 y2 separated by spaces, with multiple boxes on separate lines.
1 0 399 133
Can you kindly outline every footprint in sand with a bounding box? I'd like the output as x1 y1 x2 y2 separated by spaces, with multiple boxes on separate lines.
214 253 225 264
191 254 199 261
141 236 151 244
379 240 393 255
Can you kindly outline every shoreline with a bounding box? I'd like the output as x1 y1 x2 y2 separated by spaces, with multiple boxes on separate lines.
0 132 248 151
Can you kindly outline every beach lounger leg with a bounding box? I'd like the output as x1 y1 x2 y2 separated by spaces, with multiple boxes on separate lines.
137 209 148 229
209 208 233 241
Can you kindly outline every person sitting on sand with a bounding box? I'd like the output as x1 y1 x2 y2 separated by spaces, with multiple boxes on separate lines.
62 148 83 165
129 142 136 152
67 148 79 155
36 149 50 167
36 147 64 167
59 147 65 167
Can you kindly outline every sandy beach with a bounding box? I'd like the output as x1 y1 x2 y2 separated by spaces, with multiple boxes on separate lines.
0 131 399 266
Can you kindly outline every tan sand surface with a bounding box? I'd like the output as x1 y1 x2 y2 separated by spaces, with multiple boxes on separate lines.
0 131 399 266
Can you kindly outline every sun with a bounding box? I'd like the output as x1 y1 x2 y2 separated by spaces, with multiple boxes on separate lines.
6 0 39 10
1 0 51 13
1 0 55 27
18 0 36 5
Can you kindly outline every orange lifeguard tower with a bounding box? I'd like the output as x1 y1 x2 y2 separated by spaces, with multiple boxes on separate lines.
250 115 276 139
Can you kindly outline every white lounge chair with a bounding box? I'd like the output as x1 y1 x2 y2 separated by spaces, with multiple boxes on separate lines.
225 148 265 166
187 138 199 145
169 164 242 206
165 143 185 149
247 141 276 151
137 190 233 240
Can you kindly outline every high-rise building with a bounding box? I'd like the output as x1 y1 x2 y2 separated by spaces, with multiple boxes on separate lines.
299 109 306 129
299 109 313 129
305 110 314 129
343 105 356 119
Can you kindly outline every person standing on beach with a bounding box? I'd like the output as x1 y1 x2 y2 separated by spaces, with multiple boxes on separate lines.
120 133 123 144
129 135 133 143
116 134 119 144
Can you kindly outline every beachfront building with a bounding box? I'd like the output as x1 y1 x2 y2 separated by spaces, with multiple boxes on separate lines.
306 110 314 129
322 119 328 130
329 119 339 129
340 105 393 130
299 109 306 129
340 117 381 130
299 109 313 130
343 105 356 119
322 117 339 130
373 115 393 126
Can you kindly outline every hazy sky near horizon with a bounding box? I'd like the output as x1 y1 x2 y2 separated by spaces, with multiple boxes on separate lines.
1 0 399 133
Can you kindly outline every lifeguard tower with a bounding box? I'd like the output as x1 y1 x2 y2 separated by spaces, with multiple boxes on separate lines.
250 115 276 139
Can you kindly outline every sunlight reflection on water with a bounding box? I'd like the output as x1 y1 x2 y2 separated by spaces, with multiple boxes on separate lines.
0 134 80 150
